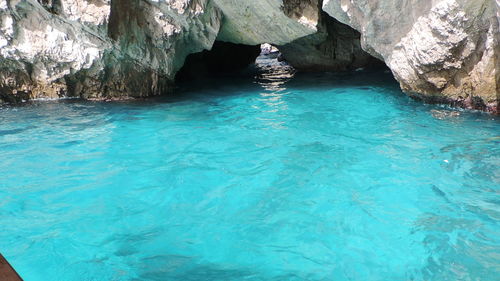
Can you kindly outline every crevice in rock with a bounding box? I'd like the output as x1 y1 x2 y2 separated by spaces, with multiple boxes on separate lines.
37 0 63 15
108 0 137 41
278 11 385 72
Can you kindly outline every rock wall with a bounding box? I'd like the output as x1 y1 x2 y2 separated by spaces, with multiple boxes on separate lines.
0 0 498 113
0 0 110 102
278 12 379 71
0 0 222 102
323 0 499 112
213 0 320 45
212 0 377 72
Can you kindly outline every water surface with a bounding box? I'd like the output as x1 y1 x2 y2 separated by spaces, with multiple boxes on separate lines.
1 56 499 280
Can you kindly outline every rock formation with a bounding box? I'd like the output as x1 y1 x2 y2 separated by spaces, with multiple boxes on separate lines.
0 0 498 113
0 0 222 101
278 12 379 71
323 0 499 112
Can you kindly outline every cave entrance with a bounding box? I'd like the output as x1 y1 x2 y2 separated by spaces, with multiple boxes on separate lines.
175 41 306 83
175 11 387 85
175 41 263 82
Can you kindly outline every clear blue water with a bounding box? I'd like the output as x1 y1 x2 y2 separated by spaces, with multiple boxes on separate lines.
1 56 499 281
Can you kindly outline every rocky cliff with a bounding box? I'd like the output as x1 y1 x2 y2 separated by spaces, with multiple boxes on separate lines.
0 0 498 113
323 0 499 112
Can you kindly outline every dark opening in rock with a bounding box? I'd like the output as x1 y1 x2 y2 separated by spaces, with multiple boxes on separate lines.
175 41 261 82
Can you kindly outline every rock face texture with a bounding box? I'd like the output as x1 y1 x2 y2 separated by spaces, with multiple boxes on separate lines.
211 0 377 72
278 12 378 71
0 0 222 102
323 0 499 112
0 0 111 102
0 0 498 112
212 0 320 45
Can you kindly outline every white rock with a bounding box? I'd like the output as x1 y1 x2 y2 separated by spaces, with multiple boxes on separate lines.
323 0 499 112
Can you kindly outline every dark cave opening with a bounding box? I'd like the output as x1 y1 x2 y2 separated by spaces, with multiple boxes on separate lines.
175 41 262 82
175 10 389 86
172 37 395 104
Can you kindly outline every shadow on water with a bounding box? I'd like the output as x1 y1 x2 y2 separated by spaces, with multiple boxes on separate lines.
134 256 258 281
0 53 392 106
0 53 497 123
132 254 310 281
169 52 409 107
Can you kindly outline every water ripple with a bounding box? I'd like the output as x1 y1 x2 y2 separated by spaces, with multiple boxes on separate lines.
0 61 499 280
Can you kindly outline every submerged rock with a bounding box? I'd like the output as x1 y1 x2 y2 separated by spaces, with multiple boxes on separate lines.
0 0 497 112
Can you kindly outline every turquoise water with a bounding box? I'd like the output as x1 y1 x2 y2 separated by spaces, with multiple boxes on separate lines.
1 56 499 281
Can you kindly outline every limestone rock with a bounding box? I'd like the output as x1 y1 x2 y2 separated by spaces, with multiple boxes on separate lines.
0 0 222 101
213 0 320 45
81 0 222 99
0 0 497 113
0 0 110 101
323 0 499 112
278 12 377 71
